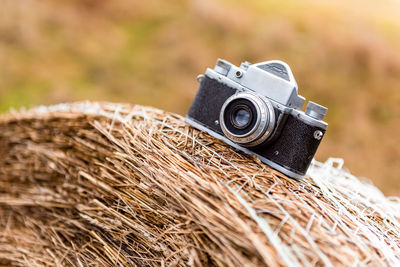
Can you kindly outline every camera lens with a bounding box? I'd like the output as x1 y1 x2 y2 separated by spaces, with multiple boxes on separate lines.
219 92 276 147
231 105 252 129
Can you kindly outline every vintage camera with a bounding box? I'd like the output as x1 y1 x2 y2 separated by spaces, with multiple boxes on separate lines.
186 59 328 180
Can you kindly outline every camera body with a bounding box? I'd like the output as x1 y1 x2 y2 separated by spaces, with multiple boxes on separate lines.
186 59 328 180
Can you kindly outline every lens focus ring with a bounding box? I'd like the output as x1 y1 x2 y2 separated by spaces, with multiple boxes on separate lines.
219 92 276 147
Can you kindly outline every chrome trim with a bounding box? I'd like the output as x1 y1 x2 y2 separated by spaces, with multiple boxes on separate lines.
291 109 328 130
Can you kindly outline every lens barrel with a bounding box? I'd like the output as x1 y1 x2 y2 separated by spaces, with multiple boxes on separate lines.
219 92 276 147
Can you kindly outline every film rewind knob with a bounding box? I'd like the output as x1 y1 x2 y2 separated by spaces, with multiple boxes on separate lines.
305 101 327 121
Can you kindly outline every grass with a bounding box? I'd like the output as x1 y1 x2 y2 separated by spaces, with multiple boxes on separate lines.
1 102 399 266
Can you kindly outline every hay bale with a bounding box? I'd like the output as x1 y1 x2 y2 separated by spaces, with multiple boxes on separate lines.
0 102 399 266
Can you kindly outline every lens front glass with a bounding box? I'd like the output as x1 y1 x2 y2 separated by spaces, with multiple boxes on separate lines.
222 99 258 137
231 105 252 129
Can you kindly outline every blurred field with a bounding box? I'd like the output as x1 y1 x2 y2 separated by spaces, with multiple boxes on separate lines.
0 0 399 194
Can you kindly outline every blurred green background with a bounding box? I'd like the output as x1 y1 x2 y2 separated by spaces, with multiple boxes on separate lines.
1 0 399 194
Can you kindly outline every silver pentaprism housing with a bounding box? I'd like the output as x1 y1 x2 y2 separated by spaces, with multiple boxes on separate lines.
219 92 275 147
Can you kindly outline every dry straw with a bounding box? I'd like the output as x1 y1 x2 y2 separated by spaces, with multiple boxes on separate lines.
0 102 399 266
